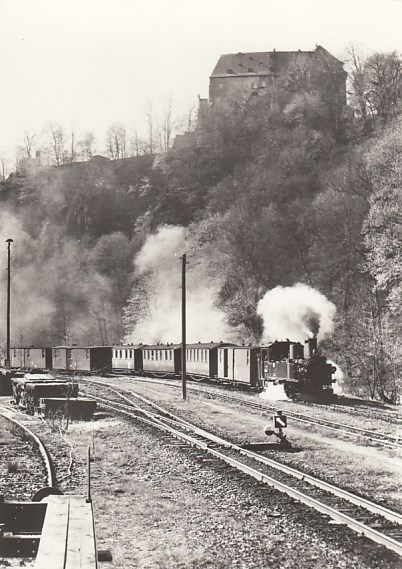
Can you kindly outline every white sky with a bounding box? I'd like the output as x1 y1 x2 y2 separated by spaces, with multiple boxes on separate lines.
1 0 402 164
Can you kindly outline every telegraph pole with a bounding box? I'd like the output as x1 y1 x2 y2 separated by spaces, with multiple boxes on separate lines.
181 253 186 400
5 239 13 369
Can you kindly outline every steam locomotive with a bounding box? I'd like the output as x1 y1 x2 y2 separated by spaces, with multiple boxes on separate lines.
6 337 336 403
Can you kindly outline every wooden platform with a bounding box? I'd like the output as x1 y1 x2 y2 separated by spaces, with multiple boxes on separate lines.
0 495 97 568
34 495 97 569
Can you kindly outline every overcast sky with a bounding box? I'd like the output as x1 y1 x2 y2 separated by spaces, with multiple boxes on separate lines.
1 0 402 164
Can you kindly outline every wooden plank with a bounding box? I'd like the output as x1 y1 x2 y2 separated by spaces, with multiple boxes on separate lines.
65 496 97 569
34 496 70 569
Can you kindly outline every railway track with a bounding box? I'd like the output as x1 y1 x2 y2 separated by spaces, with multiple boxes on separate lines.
106 375 402 449
0 406 56 489
296 400 402 425
82 379 402 558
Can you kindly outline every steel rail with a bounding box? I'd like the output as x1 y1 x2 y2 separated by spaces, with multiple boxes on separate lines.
86 384 402 525
84 376 402 449
0 407 55 488
89 392 402 558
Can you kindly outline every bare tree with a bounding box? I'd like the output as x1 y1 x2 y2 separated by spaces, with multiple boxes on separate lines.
347 47 402 130
79 132 97 160
23 132 36 158
48 123 65 166
365 51 402 121
69 130 77 163
130 128 144 157
161 96 176 151
106 123 127 159
0 155 6 181
145 102 154 154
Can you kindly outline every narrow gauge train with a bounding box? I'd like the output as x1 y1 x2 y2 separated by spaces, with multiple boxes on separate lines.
9 338 336 402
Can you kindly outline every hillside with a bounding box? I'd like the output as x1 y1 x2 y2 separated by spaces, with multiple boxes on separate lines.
0 52 401 402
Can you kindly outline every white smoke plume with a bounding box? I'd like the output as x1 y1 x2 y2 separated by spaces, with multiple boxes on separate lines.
257 283 336 343
126 225 230 344
0 210 57 348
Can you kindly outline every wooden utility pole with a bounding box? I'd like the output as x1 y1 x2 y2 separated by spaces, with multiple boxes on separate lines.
181 254 186 400
5 239 13 369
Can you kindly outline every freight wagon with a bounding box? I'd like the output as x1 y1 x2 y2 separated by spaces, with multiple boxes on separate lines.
52 346 112 373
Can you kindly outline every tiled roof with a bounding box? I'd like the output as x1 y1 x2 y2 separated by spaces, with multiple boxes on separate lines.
211 46 343 78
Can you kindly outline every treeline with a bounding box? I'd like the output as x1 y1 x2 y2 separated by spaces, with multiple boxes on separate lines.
0 48 401 402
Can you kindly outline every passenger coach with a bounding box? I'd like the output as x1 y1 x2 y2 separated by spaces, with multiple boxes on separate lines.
186 342 235 378
112 345 145 372
142 344 181 375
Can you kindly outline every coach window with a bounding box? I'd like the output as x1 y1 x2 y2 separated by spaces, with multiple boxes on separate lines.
86 349 90 359
54 349 58 358
247 350 250 365
42 349 45 357
151 350 154 361
27 349 30 358
170 350 173 360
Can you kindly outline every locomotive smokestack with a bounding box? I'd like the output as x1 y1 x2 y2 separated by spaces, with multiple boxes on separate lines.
305 338 318 358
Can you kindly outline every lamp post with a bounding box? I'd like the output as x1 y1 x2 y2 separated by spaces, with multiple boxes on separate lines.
5 239 13 369
181 253 186 400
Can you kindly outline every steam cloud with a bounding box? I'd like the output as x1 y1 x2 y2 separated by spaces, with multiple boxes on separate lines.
257 283 336 343
126 225 230 344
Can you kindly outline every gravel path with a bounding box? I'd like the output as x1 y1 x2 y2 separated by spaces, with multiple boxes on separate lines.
2 385 402 568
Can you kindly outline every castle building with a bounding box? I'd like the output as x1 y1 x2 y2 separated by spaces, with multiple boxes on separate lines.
209 45 347 106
